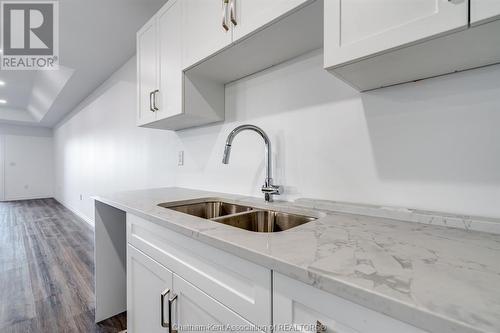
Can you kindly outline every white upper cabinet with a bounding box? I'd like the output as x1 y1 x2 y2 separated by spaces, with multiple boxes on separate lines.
325 0 500 91
232 0 310 41
181 0 233 69
138 0 321 130
157 0 183 121
137 0 183 127
471 0 500 25
325 0 468 68
137 18 158 126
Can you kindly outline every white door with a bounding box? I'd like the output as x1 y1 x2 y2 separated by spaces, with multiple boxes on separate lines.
157 0 183 120
324 0 469 68
182 0 232 69
127 245 173 333
232 0 310 41
471 0 500 25
171 274 260 333
137 17 158 126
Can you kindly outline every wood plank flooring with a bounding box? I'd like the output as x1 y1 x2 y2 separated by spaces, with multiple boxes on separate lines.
0 198 126 332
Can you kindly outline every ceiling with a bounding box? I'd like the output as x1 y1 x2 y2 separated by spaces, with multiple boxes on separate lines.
0 0 167 128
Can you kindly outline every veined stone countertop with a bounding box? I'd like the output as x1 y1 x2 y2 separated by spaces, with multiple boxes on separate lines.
94 187 500 333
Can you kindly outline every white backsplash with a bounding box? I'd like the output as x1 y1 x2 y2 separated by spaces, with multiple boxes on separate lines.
54 49 500 222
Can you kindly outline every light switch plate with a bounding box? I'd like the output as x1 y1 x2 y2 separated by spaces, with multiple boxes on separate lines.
178 151 184 166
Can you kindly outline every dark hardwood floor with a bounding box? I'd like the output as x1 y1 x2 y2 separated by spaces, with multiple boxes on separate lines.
0 198 126 332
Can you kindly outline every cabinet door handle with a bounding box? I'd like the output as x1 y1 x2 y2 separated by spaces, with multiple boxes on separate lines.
230 0 237 25
222 0 230 31
149 91 155 112
168 294 178 333
161 289 170 328
152 89 160 111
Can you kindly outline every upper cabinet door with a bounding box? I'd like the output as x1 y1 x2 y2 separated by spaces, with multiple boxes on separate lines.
182 0 233 69
157 0 183 120
137 18 158 126
127 245 173 333
232 0 310 41
325 0 469 68
471 0 500 25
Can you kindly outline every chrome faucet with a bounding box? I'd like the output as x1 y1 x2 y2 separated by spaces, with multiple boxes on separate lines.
222 124 283 202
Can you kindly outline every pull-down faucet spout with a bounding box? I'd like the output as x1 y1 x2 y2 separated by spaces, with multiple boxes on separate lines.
222 124 283 202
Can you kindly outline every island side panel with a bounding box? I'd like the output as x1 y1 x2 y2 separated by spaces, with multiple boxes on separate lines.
94 201 127 323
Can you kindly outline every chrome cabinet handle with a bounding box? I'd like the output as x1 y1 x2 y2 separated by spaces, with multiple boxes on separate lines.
222 0 229 31
168 294 178 333
149 91 155 112
230 0 237 25
161 289 170 328
152 89 159 111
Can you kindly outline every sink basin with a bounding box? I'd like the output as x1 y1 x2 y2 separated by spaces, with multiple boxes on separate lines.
158 201 252 219
159 199 317 232
212 210 316 232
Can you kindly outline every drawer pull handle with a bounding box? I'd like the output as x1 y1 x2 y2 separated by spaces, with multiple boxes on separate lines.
222 0 230 31
168 294 178 333
230 0 237 25
161 289 170 328
152 89 159 111
149 91 155 112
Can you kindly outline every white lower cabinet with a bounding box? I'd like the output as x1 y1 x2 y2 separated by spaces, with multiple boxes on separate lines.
126 214 427 333
126 213 271 332
127 243 262 333
273 273 427 333
127 245 173 333
172 274 260 333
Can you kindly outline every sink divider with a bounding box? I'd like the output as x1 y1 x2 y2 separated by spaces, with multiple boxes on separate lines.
210 209 265 222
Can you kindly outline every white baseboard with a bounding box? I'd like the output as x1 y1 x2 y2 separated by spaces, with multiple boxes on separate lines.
54 197 95 228
2 194 54 201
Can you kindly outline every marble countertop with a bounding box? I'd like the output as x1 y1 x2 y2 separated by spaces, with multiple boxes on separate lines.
94 187 500 333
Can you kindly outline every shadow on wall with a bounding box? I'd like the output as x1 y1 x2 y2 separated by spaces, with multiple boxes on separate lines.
362 64 500 184
224 48 359 122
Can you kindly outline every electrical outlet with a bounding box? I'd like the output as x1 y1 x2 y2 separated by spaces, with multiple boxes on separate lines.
178 151 184 166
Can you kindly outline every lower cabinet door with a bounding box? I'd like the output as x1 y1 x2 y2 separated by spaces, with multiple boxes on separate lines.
127 245 173 333
273 273 427 333
171 273 261 333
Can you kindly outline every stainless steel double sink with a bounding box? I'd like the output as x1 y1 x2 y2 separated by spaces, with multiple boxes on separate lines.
158 200 317 233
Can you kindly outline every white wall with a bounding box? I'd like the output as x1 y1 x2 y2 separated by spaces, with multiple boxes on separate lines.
54 50 500 222
0 125 54 201
54 58 177 223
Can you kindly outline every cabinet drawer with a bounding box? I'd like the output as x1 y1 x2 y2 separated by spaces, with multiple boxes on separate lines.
273 273 427 333
127 213 271 326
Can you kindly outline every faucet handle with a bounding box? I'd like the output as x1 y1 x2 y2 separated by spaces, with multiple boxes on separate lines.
261 185 283 202
261 184 283 195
